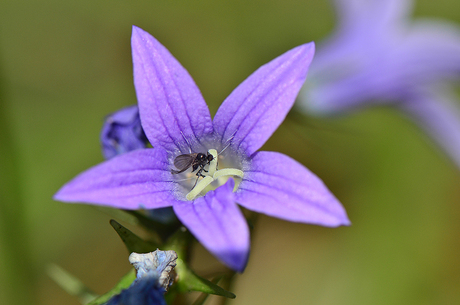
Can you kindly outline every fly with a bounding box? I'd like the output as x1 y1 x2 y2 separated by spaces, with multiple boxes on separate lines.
171 152 214 178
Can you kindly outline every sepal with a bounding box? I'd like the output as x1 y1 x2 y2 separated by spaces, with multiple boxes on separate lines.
110 220 158 253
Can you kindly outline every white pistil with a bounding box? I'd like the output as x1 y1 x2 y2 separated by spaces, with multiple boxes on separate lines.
213 168 244 180
207 149 218 176
184 149 244 201
186 176 214 201
213 168 244 192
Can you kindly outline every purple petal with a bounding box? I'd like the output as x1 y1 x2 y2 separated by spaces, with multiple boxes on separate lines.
54 148 179 209
301 1 460 115
390 22 460 84
311 0 411 79
101 105 147 159
131 26 213 152
236 151 350 227
213 43 315 156
173 179 250 272
400 90 460 168
304 23 460 114
333 0 410 39
303 64 386 114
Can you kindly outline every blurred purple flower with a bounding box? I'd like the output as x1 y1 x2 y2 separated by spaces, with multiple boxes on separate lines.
55 26 350 272
298 0 460 167
101 105 148 159
105 250 177 305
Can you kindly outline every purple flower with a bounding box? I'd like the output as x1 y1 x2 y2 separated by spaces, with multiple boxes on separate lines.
298 0 460 167
101 105 148 159
105 277 165 305
55 26 350 272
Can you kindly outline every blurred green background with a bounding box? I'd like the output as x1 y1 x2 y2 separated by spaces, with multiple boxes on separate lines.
1 0 459 304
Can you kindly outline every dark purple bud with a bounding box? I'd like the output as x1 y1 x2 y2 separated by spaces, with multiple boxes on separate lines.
104 277 166 305
147 207 177 224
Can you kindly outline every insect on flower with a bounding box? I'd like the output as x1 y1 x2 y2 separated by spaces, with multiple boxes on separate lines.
171 132 236 189
171 152 214 177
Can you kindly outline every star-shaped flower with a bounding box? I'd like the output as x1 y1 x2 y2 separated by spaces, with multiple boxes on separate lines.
298 0 460 167
55 26 350 272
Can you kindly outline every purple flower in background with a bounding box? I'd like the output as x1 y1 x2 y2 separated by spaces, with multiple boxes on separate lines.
55 26 350 272
101 105 148 159
298 0 460 167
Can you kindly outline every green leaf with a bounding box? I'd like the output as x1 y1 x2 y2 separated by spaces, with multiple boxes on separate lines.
86 269 136 305
97 207 180 242
175 258 235 299
191 276 224 305
0 67 34 305
109 219 158 253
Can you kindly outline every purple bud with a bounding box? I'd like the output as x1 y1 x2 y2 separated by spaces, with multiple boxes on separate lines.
100 105 148 159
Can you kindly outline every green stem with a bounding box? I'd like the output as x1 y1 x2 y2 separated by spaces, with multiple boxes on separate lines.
0 55 35 304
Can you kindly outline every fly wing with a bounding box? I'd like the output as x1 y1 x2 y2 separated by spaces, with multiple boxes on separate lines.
171 153 196 174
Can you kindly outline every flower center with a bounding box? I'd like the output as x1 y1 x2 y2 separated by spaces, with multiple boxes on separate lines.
171 145 245 201
185 149 244 200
